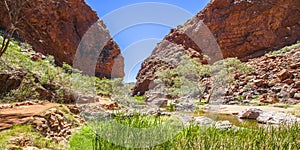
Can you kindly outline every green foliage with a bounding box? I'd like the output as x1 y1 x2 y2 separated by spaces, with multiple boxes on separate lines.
70 126 95 150
167 103 175 112
269 41 300 55
3 74 39 102
236 95 245 101
134 95 146 101
212 58 254 84
0 37 121 103
154 55 253 99
0 125 64 149
71 114 300 150
154 55 210 99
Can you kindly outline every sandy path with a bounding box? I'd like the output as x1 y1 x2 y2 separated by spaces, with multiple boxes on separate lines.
0 102 57 131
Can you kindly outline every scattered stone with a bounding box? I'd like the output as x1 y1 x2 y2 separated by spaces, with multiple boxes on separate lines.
174 114 194 126
194 116 215 126
31 52 45 61
253 79 266 87
259 94 279 104
67 105 80 114
32 108 76 142
282 98 300 105
289 63 300 69
228 101 240 105
294 93 300 100
277 69 293 81
175 103 195 112
149 98 168 107
101 102 119 110
257 111 299 125
215 121 233 130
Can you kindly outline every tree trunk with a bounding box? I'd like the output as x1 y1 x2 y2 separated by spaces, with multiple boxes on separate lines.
0 29 14 58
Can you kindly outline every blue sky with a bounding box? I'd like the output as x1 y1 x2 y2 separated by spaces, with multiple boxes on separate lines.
84 0 210 82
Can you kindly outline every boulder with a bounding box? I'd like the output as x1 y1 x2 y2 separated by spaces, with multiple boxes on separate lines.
294 93 300 100
0 69 27 94
238 108 262 120
256 111 300 125
277 69 293 81
194 116 215 126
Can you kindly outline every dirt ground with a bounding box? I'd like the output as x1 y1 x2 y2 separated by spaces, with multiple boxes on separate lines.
0 102 57 131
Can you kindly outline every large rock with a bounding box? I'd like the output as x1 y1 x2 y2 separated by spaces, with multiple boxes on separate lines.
238 108 262 119
0 69 27 94
0 0 124 78
133 0 300 95
256 111 300 125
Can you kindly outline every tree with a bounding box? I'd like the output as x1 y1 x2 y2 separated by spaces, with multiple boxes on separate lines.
0 0 29 57
154 55 211 99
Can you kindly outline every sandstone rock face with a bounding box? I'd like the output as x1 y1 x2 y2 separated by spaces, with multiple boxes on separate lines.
0 0 124 78
133 0 300 95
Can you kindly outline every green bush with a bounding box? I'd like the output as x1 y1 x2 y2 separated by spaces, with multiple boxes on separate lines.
0 37 120 103
153 55 253 99
268 41 300 55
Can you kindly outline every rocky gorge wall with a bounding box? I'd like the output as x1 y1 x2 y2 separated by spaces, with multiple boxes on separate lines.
133 0 300 95
0 0 124 78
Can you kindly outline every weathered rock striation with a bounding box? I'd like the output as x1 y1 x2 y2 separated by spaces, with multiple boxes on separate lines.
133 0 300 95
0 0 124 78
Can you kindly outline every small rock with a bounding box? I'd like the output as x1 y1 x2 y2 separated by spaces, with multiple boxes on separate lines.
253 79 266 87
268 79 278 87
282 98 300 105
288 89 297 98
283 79 294 84
277 69 293 81
215 121 233 130
228 101 240 105
194 116 215 126
174 114 194 126
175 103 195 112
294 93 300 100
259 94 279 104
289 63 300 69
150 98 168 107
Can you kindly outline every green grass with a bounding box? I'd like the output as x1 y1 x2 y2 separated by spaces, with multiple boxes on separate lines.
268 41 300 55
133 95 146 101
70 114 300 150
0 125 64 150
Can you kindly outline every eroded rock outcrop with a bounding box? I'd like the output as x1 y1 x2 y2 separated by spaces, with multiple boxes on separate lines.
134 0 300 95
0 0 124 78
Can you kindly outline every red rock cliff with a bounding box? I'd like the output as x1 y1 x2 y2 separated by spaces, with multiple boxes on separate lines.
133 0 300 95
0 0 124 78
